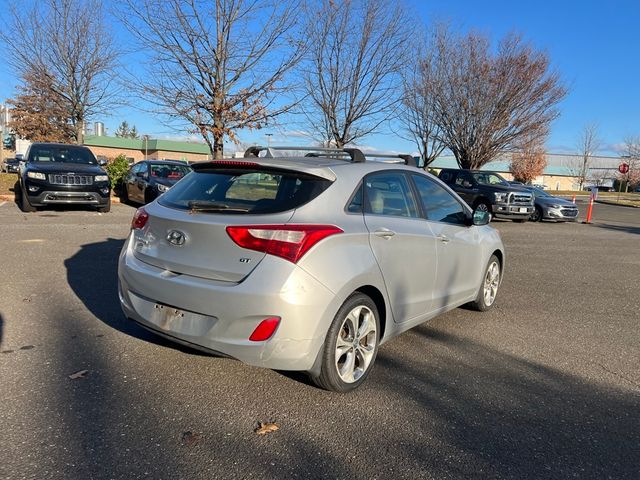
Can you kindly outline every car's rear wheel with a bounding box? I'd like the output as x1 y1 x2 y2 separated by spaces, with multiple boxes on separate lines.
311 293 380 393
20 185 36 212
144 189 155 205
530 206 543 222
469 254 501 311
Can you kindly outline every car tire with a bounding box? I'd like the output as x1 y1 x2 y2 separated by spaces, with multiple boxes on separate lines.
311 292 380 393
144 189 155 205
529 206 543 222
468 254 501 312
19 185 36 212
473 200 492 222
120 184 129 204
97 199 111 213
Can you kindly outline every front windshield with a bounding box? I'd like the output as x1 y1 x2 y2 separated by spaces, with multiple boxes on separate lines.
29 146 97 165
472 172 509 186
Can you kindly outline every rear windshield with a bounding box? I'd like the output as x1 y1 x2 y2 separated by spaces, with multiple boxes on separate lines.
158 168 333 214
28 146 97 165
149 163 191 179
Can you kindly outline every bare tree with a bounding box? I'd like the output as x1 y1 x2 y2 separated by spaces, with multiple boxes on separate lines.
120 0 305 159
0 0 120 144
399 36 446 168
429 28 566 169
509 130 548 183
619 135 640 191
565 124 602 190
302 0 411 148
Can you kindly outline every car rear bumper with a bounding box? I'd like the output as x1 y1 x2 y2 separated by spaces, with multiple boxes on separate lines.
117 234 336 371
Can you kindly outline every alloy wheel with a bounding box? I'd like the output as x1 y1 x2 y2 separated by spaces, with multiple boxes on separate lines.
334 305 377 383
483 261 500 307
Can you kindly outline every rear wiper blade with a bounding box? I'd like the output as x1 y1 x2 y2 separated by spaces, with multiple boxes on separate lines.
188 200 249 213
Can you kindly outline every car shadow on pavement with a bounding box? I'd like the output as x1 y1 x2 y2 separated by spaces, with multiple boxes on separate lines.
0 312 4 347
373 325 640 479
594 223 640 235
64 237 209 356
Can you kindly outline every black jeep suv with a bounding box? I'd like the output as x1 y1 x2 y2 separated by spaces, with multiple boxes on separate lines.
18 143 111 212
438 169 534 222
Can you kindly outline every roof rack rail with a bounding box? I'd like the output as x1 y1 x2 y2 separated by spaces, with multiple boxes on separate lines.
243 146 418 167
244 145 366 163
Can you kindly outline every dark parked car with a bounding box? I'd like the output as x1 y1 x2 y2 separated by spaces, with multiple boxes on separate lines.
120 160 191 205
438 169 534 222
18 143 111 213
2 157 20 173
523 186 579 222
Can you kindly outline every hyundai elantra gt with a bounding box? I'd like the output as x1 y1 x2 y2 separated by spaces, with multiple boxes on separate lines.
118 150 504 392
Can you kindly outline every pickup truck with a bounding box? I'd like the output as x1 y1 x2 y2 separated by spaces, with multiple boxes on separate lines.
438 169 534 222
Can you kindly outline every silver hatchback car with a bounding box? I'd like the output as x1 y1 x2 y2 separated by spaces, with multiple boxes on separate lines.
118 147 505 392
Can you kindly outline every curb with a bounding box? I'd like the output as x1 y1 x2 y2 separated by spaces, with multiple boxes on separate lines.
595 199 640 209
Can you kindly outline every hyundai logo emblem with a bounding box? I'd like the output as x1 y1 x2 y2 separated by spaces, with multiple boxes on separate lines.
166 230 186 246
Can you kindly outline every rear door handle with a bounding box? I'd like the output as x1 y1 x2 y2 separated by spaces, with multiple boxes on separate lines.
374 228 396 239
437 234 450 243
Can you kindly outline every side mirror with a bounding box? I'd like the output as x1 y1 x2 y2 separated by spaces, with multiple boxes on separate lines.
98 158 107 166
472 210 491 226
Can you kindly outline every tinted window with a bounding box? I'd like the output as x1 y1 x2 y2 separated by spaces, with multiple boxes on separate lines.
472 172 509 186
364 172 418 218
346 182 363 213
158 167 332 214
29 146 96 165
131 163 144 175
412 175 467 225
455 171 474 187
439 171 454 183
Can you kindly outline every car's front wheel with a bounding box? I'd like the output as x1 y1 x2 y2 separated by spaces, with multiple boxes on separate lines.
469 254 501 311
311 293 380 393
529 206 543 222
97 199 111 213
19 185 36 212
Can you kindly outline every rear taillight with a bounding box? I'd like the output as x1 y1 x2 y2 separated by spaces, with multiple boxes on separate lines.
131 207 149 229
226 224 343 263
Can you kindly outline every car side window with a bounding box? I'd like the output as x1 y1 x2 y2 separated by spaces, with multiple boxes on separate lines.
412 175 468 225
364 172 419 218
455 171 473 187
346 182 363 213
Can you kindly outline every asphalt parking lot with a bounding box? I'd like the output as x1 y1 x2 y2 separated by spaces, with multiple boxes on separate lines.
0 198 638 480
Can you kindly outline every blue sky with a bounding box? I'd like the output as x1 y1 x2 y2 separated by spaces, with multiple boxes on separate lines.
1 0 638 156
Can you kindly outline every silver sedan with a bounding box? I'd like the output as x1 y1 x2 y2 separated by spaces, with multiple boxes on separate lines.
118 147 505 392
